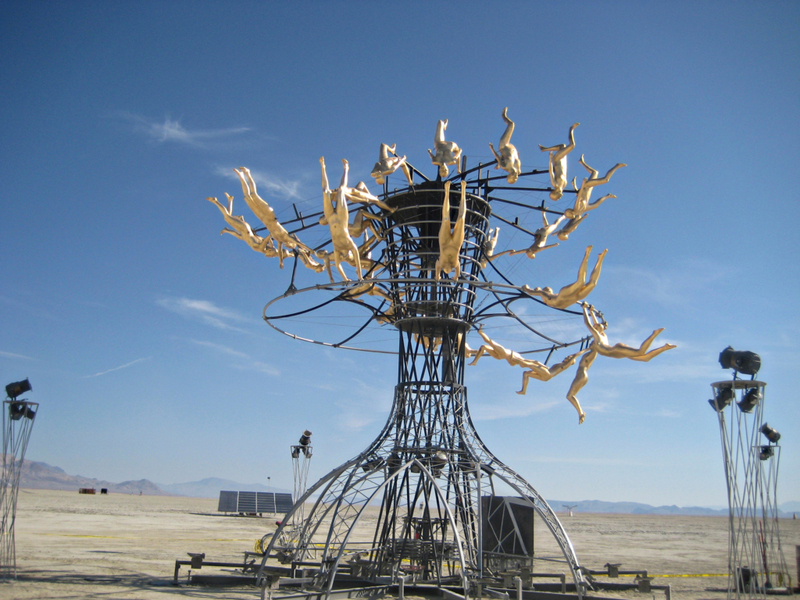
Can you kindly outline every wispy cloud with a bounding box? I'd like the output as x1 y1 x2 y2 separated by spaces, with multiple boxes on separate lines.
84 356 152 378
157 297 252 333
114 111 251 148
189 339 249 358
0 350 34 360
214 165 304 201
190 339 280 377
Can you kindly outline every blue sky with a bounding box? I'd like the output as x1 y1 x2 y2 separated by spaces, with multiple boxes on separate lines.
1 1 798 507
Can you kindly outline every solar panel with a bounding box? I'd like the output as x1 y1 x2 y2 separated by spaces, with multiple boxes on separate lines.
237 491 257 513
218 491 238 512
275 493 294 514
256 492 276 513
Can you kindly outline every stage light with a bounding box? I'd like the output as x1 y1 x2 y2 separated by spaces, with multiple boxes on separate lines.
759 446 774 461
8 402 35 421
737 388 761 413
709 387 734 411
760 423 781 444
5 378 31 400
299 430 312 446
718 347 761 376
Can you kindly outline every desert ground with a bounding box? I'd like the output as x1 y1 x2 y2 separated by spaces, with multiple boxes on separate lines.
2 489 798 600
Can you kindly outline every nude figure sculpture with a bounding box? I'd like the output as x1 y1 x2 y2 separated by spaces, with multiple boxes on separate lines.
207 193 290 259
428 120 462 178
435 180 467 281
522 246 607 309
539 123 579 200
468 327 587 420
319 157 363 282
565 155 625 219
371 143 413 186
489 107 522 184
494 212 566 260
555 213 586 241
582 304 676 361
233 167 309 268
565 305 676 424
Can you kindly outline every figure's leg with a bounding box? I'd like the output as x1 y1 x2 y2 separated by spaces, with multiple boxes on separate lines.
586 248 608 288
631 343 677 362
636 328 665 354
575 245 593 285
579 155 598 179
595 163 626 185
553 122 579 162
586 193 615 212
499 107 515 148
320 157 330 194
400 162 413 185
340 159 349 189
517 370 532 395
440 181 452 237
468 346 490 366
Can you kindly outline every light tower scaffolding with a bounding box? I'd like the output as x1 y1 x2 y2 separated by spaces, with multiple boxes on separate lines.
709 378 790 598
1 379 38 579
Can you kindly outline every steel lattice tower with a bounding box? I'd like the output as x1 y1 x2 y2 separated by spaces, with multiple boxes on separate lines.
255 180 585 596
710 377 790 599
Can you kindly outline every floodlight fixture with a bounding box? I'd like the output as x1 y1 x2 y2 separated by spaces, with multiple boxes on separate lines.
299 430 312 446
760 423 781 444
737 388 761 413
5 378 31 400
291 446 301 459
759 445 774 461
719 347 761 376
302 446 313 458
709 387 734 411
8 402 35 421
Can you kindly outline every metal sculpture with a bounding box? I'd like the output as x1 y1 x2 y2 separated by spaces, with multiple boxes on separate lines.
1 380 38 579
207 111 674 598
709 352 790 599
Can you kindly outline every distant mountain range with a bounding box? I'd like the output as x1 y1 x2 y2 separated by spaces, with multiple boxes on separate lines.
16 459 799 517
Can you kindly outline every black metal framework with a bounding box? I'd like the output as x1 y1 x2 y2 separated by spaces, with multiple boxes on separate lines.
254 162 593 597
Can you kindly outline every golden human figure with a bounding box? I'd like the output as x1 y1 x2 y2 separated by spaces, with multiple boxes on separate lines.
582 304 676 361
320 157 363 282
468 327 587 421
539 123 579 201
468 326 531 367
565 155 625 219
494 212 566 260
371 143 413 186
428 119 462 178
479 227 500 268
208 194 276 254
555 213 586 241
435 180 467 281
566 350 595 424
565 305 676 424
517 349 588 394
489 107 521 184
233 167 309 268
522 246 607 309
